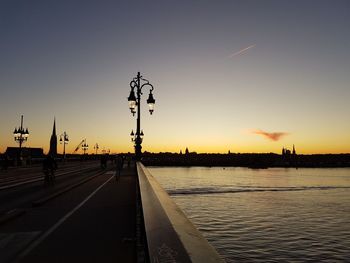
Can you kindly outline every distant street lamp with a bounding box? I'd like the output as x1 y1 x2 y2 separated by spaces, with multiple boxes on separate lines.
101 147 110 155
128 72 155 160
94 143 99 155
13 115 29 165
82 139 89 155
59 131 69 160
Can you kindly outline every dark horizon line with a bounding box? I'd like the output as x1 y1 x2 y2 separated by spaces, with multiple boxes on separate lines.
1 147 350 156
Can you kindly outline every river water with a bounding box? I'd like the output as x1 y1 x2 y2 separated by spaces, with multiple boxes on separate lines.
149 167 350 262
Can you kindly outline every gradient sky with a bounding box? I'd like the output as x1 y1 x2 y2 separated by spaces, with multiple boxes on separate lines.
1 0 349 154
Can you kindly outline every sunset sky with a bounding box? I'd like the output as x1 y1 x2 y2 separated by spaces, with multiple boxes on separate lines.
1 0 349 154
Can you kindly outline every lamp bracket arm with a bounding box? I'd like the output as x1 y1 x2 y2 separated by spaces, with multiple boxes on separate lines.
141 82 154 92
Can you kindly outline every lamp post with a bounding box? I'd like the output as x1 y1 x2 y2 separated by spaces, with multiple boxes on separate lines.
13 115 29 165
59 132 69 160
82 139 89 155
94 143 99 155
101 147 110 154
128 72 155 160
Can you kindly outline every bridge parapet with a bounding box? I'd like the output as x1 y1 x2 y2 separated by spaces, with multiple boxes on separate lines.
137 162 224 262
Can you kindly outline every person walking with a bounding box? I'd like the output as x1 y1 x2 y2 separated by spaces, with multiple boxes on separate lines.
100 154 107 169
43 154 57 184
115 154 124 181
1 154 9 171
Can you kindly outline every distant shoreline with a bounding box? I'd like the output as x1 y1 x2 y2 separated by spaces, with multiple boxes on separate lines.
1 152 349 169
141 152 350 168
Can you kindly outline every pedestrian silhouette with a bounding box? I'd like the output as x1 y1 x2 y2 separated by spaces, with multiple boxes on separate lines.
43 154 57 184
126 154 131 167
100 154 107 169
116 154 124 181
1 154 9 171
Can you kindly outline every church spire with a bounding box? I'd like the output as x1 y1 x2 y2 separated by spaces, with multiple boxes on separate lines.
52 117 56 136
49 118 57 156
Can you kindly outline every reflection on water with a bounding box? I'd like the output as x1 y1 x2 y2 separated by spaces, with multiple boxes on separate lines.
150 167 350 262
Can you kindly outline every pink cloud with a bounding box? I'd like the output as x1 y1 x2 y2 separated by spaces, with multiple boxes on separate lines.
253 129 289 141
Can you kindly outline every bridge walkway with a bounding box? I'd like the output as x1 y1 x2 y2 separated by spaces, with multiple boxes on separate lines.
15 162 137 263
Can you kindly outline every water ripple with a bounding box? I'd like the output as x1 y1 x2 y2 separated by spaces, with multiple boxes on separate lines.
168 186 350 196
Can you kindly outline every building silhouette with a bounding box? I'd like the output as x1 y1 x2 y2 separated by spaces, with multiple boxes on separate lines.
282 145 297 157
48 118 57 156
281 144 297 167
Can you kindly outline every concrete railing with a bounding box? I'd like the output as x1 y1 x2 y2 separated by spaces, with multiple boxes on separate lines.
137 162 224 263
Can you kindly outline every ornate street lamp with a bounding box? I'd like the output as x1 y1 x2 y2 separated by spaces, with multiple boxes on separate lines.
59 131 69 160
94 143 99 155
82 139 89 155
128 72 155 160
130 129 144 143
13 115 29 165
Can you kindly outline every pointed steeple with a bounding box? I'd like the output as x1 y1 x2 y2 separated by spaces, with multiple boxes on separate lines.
49 118 57 156
52 117 56 136
292 144 296 155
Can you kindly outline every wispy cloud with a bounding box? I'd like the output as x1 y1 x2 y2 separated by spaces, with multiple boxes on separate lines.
228 44 256 58
252 129 289 141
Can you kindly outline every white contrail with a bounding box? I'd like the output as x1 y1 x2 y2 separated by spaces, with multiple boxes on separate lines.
228 44 256 58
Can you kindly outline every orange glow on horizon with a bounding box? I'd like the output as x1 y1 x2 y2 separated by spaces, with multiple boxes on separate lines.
0 143 349 155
